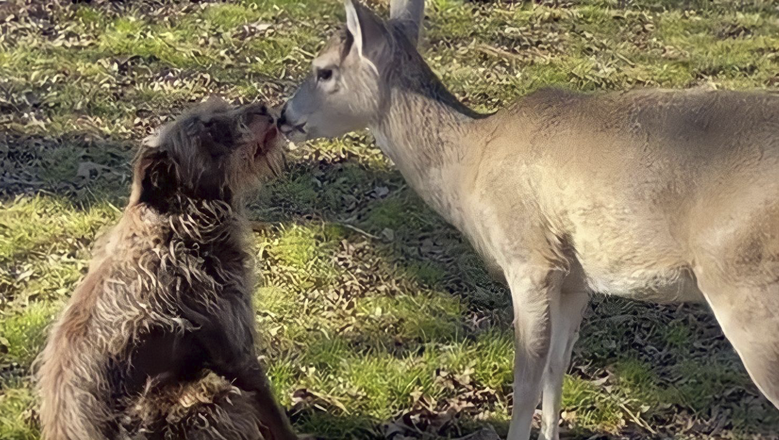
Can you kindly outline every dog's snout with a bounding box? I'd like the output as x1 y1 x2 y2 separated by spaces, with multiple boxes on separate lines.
277 104 288 128
248 104 270 120
240 104 274 134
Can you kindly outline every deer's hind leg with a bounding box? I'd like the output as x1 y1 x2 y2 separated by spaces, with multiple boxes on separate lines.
696 275 779 406
694 225 779 407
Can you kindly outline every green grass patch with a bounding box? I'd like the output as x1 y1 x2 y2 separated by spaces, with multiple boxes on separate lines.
0 302 59 368
562 375 625 430
202 4 263 30
3 0 779 438
0 381 39 440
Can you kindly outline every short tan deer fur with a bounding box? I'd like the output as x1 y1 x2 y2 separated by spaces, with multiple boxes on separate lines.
279 1 779 439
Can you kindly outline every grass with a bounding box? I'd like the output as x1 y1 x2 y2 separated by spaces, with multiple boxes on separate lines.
2 0 779 438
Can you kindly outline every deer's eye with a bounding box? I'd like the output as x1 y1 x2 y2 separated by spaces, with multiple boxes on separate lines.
316 68 333 82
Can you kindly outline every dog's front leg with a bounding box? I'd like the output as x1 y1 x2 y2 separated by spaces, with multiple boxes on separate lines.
197 326 299 440
233 361 300 440
505 263 561 440
190 298 299 440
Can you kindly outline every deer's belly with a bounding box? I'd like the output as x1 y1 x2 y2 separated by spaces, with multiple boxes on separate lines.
580 261 704 303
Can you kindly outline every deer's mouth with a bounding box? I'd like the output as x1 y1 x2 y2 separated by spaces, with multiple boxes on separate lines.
279 121 306 138
277 110 307 141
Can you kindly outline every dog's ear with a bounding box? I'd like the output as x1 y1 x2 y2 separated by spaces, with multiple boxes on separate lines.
130 146 180 210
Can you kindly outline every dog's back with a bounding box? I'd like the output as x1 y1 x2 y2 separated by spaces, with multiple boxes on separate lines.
37 198 264 439
36 210 196 439
37 98 290 440
37 247 116 439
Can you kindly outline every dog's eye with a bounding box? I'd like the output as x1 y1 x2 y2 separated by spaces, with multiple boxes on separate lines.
316 68 333 82
251 105 268 115
205 120 233 142
203 120 235 155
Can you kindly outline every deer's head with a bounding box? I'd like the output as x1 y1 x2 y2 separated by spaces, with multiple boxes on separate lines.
279 0 424 142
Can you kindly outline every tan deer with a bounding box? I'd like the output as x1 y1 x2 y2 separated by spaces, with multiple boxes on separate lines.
278 1 779 438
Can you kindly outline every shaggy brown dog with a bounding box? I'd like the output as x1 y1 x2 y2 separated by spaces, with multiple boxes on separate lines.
37 97 298 440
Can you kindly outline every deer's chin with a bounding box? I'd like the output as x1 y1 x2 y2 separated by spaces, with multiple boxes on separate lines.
280 128 309 143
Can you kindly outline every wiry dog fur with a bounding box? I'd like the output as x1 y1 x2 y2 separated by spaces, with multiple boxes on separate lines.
37 97 296 440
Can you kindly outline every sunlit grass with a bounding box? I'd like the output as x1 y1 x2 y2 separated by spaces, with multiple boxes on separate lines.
2 0 779 438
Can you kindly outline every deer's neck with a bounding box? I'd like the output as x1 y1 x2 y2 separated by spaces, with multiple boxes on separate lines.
370 80 482 227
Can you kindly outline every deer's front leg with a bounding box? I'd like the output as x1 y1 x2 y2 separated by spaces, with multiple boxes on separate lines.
505 263 562 440
539 289 589 440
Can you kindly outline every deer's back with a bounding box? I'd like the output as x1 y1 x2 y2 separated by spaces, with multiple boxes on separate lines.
463 88 779 299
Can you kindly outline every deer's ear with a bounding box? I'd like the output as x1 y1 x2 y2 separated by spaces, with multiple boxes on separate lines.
390 0 424 46
344 0 390 64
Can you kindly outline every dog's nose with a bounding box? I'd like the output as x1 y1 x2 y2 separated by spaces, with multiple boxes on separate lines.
248 108 274 127
277 104 288 128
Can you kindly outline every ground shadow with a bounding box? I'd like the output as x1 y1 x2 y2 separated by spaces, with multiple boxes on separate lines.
0 129 134 206
247 145 779 439
3 0 778 437
288 406 611 440
465 0 777 15
2 131 778 438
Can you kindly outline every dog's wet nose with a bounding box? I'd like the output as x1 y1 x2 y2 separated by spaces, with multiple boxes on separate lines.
249 104 268 115
248 111 273 126
277 104 288 128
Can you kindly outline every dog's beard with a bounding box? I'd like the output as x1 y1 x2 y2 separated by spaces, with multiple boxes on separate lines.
261 141 286 179
250 132 286 179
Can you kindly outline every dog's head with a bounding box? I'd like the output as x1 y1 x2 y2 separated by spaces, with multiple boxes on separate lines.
131 97 285 209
